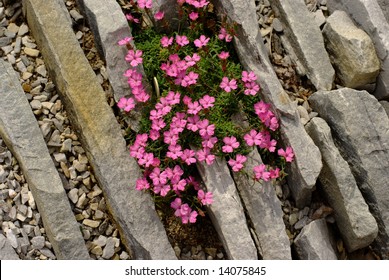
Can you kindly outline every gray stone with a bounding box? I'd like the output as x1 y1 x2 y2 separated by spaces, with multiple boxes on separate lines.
0 58 89 259
327 0 389 99
313 9 326 28
270 0 335 90
323 11 380 89
294 219 337 260
232 148 292 259
69 9 83 22
0 233 20 259
380 100 389 116
102 237 115 259
23 0 175 260
67 188 78 204
272 18 284 32
377 0 389 23
0 37 12 47
18 23 29 36
306 117 378 251
214 0 322 207
24 47 40 57
31 236 45 249
309 88 389 259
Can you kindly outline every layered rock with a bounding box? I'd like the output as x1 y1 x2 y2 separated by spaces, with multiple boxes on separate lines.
323 10 380 89
306 117 378 251
309 88 389 259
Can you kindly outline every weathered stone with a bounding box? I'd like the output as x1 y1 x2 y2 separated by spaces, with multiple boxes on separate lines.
294 219 337 260
102 237 115 259
232 148 292 259
0 233 20 260
323 10 380 89
377 0 389 23
327 0 389 99
31 236 45 250
196 157 258 260
83 219 100 228
309 88 389 259
270 0 335 90
306 117 378 251
380 100 389 116
23 0 175 260
24 47 40 57
213 0 322 207
0 58 89 259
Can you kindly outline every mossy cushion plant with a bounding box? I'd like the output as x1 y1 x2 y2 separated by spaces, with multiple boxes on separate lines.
117 0 294 224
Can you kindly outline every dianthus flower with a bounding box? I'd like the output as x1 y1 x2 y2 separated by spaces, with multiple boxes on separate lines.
194 35 210 49
125 49 143 67
176 35 189 46
220 77 237 92
278 147 295 162
154 11 164 20
222 136 240 153
117 97 135 112
197 190 213 205
138 0 152 9
160 36 174 48
228 154 247 172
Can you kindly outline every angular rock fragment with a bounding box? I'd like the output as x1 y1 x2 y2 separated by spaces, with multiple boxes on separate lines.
306 117 378 251
0 234 20 260
309 88 389 259
323 10 380 89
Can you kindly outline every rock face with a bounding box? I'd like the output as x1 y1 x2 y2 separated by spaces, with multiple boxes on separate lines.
326 0 389 100
377 0 389 23
0 59 89 259
309 88 389 259
306 117 378 251
196 157 258 260
270 0 335 90
232 149 292 259
213 0 322 207
323 10 380 89
294 219 338 260
0 234 20 260
23 0 176 260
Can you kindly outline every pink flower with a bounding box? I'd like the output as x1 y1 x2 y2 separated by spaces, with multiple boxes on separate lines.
149 167 168 186
125 49 143 67
135 133 148 146
197 190 213 205
269 167 280 179
167 144 183 160
187 115 200 132
187 101 202 115
151 118 166 131
138 152 155 167
149 129 160 140
171 198 182 210
222 136 240 153
117 97 135 112
194 35 210 49
278 147 294 162
181 71 199 87
165 91 181 105
244 129 262 147
172 179 186 192
259 130 277 152
154 184 171 196
138 0 152 9
199 95 215 109
185 53 200 67
181 149 197 165
198 121 215 139
242 71 257 83
154 11 164 20
253 164 271 181
176 35 189 47
118 36 133 46
244 81 260 96
189 11 199 21
218 27 233 42
175 204 198 224
135 178 150 191
197 148 215 165
228 154 247 172
183 95 192 105
218 51 230 60
126 14 140 23
202 136 218 149
220 77 237 92
163 130 179 145
160 36 173 48
129 144 145 159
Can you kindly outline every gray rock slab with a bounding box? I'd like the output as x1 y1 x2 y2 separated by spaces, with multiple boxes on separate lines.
377 0 389 23
213 0 322 207
309 88 389 259
380 100 389 116
0 233 20 260
323 10 380 89
23 0 176 260
0 58 89 260
306 117 378 251
196 157 258 260
327 0 389 100
294 219 337 260
270 0 335 90
232 148 292 259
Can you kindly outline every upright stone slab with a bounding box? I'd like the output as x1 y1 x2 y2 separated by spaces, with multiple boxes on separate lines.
294 219 338 260
270 0 335 91
0 234 20 260
196 157 258 260
22 0 176 260
213 0 322 207
0 59 89 260
309 88 389 259
377 0 389 23
232 149 292 259
306 117 378 251
327 0 389 100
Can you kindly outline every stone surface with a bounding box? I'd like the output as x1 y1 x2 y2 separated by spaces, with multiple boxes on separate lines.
0 58 89 259
323 10 380 89
294 219 337 260
377 0 389 23
380 100 389 116
0 233 20 260
213 0 322 207
23 0 176 260
306 117 378 251
309 88 389 259
232 148 292 259
327 0 389 99
270 0 335 90
196 157 258 260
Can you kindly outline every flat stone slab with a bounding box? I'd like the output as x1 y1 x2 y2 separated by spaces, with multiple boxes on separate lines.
309 88 389 259
271 0 335 91
232 148 292 259
306 117 378 251
327 0 389 100
0 58 89 260
213 0 322 207
0 234 20 260
196 157 258 260
23 0 176 260
294 219 338 260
